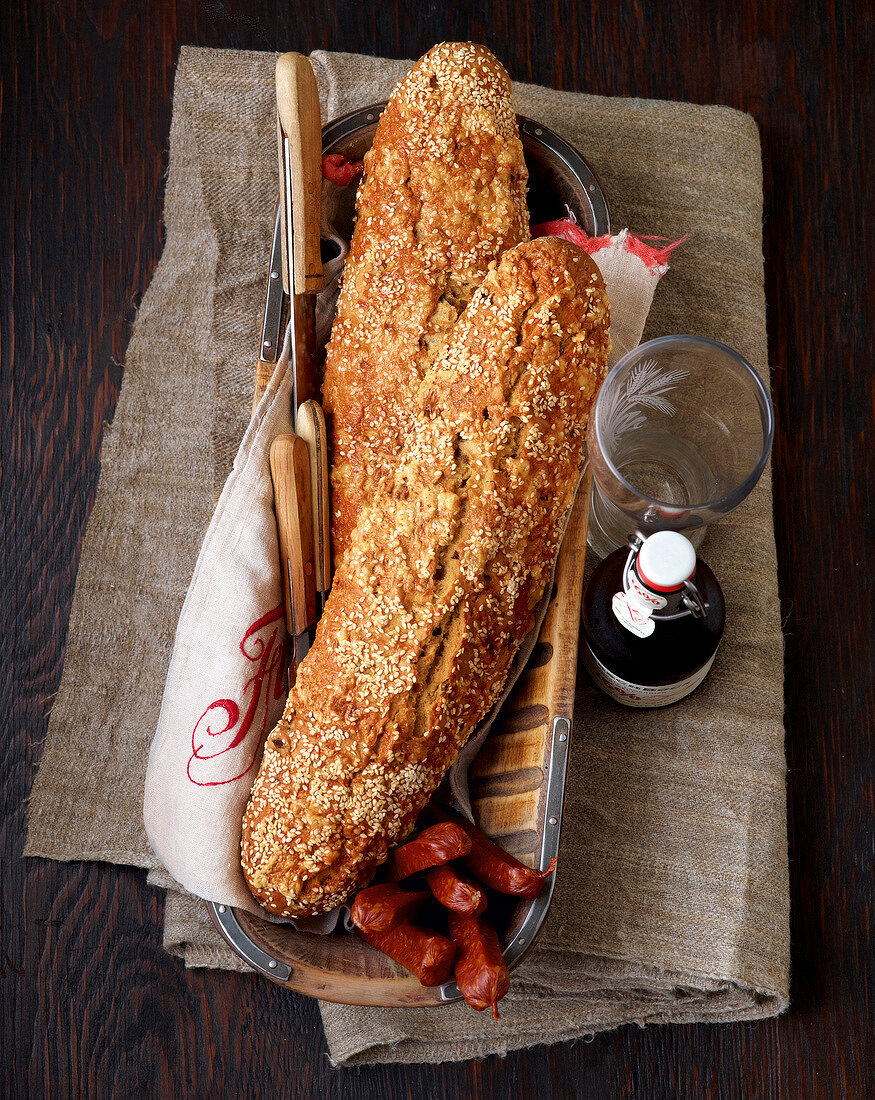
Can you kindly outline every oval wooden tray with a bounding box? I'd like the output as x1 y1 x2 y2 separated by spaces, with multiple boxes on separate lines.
208 108 606 1005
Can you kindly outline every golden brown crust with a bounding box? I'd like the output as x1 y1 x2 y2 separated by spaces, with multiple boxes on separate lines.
241 238 611 917
322 42 529 567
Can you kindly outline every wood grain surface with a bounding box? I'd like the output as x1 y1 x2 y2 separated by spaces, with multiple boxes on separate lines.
1 1 871 1097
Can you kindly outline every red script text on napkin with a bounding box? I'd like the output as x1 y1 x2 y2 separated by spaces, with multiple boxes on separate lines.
186 605 286 786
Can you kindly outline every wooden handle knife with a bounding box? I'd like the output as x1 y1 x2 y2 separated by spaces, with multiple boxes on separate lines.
275 52 324 297
276 52 324 420
269 435 318 661
295 400 332 609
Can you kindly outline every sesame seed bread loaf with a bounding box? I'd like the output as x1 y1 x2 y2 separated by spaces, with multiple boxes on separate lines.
322 42 529 568
241 238 611 917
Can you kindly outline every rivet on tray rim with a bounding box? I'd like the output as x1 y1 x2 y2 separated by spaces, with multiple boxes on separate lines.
270 270 280 280
558 733 567 742
518 937 526 944
263 339 272 349
549 816 558 825
218 905 226 913
268 960 278 969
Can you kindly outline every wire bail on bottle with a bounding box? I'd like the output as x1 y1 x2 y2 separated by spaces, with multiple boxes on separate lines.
615 531 709 637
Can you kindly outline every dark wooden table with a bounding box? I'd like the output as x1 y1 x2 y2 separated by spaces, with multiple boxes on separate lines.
2 1 871 1096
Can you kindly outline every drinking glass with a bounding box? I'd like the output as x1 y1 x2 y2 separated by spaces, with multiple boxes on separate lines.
586 335 774 558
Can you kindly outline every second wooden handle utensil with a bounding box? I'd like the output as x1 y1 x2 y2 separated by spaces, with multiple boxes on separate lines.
295 400 332 608
269 434 317 646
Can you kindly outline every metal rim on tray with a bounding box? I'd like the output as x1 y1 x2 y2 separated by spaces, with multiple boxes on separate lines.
322 103 610 238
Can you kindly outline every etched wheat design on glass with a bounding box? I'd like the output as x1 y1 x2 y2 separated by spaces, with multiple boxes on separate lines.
599 359 690 453
586 335 774 558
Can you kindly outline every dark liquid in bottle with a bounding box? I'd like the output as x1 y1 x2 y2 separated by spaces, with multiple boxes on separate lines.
581 545 725 706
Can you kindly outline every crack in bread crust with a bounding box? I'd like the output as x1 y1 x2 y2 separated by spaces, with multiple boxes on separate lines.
241 239 611 917
322 42 530 569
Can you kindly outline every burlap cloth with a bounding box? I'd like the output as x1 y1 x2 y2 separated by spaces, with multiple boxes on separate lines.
25 46 789 1066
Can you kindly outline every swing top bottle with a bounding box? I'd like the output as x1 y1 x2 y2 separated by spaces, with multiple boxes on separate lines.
581 530 725 708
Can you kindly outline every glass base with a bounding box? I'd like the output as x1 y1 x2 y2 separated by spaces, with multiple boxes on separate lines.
586 480 706 560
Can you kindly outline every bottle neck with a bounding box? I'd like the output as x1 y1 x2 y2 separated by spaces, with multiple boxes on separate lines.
626 557 690 617
622 532 709 622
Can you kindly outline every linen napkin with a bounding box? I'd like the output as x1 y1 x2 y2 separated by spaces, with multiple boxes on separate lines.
142 332 293 913
25 47 789 1066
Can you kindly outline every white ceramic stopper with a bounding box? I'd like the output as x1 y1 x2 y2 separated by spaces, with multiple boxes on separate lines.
637 530 696 591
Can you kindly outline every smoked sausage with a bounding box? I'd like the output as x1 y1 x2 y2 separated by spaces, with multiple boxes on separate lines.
356 922 456 986
447 911 510 1019
350 883 429 934
388 822 471 880
430 805 557 898
426 864 487 917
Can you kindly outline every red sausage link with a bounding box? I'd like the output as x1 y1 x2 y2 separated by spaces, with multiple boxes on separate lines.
430 805 557 898
321 152 364 186
388 822 472 879
447 911 510 1019
350 883 429 934
426 864 487 917
356 922 456 986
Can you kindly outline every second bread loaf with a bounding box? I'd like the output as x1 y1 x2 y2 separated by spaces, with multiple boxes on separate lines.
242 238 611 917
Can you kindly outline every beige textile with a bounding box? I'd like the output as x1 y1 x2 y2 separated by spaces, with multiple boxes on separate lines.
25 46 788 1066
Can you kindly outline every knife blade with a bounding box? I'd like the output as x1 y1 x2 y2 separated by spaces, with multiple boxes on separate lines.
275 52 324 422
269 434 318 674
252 200 286 414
